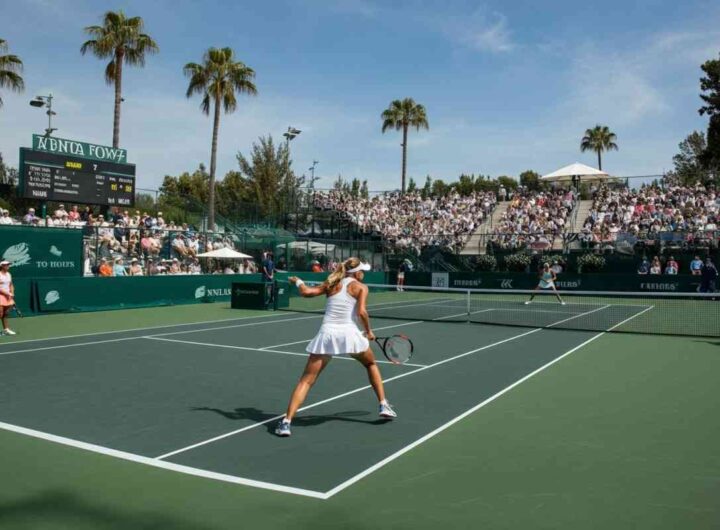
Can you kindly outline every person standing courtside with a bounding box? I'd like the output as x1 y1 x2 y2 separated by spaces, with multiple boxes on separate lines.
262 251 275 307
0 261 16 335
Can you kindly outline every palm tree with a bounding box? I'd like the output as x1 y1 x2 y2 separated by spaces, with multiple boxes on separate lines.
184 47 257 230
0 38 24 108
580 125 618 170
81 11 158 148
381 98 429 193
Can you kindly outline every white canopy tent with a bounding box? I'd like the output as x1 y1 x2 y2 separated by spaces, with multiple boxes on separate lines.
196 247 253 259
541 162 608 182
276 241 336 254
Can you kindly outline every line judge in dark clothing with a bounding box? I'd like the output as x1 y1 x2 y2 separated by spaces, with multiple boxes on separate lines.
262 252 275 307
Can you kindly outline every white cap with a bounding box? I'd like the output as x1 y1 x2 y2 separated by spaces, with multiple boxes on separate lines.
347 262 371 273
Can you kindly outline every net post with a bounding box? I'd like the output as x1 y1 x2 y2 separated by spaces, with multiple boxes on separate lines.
466 289 471 322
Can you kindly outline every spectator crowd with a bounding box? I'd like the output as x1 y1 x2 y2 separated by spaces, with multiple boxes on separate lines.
0 204 260 277
582 183 719 249
313 190 497 254
490 188 576 250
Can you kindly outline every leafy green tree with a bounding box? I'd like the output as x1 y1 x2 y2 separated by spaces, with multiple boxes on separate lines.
455 174 477 196
360 180 369 199
184 47 257 230
472 174 497 193
519 170 542 190
497 175 518 191
699 54 720 175
236 135 303 219
381 98 429 193
580 125 618 170
350 178 361 197
421 176 432 199
406 177 417 193
215 170 250 220
133 192 156 213
81 11 158 148
431 178 449 197
158 164 210 215
667 131 709 185
0 38 23 108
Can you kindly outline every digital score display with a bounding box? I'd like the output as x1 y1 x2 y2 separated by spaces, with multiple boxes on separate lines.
20 148 136 206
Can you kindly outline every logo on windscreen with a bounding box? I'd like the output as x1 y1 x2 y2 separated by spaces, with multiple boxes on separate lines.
45 290 60 305
3 243 31 266
195 286 207 299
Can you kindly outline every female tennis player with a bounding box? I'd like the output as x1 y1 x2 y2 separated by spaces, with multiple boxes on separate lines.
275 257 396 437
525 262 565 305
0 260 16 335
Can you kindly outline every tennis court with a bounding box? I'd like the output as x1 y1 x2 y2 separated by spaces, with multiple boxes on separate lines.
0 295 718 529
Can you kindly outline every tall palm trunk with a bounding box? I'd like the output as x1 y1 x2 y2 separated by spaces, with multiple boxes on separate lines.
112 49 124 149
208 94 220 231
597 150 602 171
401 123 408 193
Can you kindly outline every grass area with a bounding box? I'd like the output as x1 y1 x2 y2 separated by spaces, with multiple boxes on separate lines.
0 326 717 529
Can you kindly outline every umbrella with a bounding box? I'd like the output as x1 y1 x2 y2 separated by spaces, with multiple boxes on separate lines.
541 162 608 181
196 247 253 259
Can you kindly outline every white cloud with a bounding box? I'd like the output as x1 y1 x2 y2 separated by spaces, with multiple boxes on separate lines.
441 10 515 53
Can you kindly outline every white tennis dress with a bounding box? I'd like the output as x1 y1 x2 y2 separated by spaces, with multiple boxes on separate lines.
538 271 555 289
306 277 370 355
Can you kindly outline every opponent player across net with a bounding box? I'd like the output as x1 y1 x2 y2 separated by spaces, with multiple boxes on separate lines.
275 257 397 437
525 262 565 305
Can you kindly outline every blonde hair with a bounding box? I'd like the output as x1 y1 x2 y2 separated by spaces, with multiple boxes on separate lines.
324 257 361 291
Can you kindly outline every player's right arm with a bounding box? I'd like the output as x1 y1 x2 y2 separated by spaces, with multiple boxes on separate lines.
289 276 326 298
349 282 374 340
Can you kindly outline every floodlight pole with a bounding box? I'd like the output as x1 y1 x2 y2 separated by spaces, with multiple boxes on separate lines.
29 93 57 136
282 126 301 229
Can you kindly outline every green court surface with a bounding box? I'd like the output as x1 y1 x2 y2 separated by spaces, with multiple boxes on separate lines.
0 302 718 529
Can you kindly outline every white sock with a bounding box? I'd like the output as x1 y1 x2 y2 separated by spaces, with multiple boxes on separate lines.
282 417 291 424
380 399 388 406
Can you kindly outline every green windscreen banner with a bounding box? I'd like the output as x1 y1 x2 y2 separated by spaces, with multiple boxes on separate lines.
35 274 264 312
0 226 83 278
400 271 704 293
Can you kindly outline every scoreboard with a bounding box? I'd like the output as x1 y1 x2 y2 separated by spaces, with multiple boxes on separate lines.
20 148 136 206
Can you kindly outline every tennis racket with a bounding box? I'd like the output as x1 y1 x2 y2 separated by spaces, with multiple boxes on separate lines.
374 334 414 364
11 304 23 318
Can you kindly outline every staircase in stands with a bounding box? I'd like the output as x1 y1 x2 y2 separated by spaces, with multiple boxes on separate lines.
460 201 510 255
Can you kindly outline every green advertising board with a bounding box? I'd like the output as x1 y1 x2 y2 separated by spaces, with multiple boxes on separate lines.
231 282 267 310
35 274 262 312
401 271 704 293
0 226 83 278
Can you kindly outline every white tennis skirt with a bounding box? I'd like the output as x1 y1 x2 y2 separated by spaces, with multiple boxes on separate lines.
539 280 555 289
306 324 370 355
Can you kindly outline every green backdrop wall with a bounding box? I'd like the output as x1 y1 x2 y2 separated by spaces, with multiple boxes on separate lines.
0 226 83 278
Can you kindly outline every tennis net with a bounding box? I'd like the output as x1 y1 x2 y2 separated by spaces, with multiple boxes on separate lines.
275 281 720 337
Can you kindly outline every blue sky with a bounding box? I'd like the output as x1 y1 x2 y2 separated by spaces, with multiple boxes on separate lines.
1 0 718 191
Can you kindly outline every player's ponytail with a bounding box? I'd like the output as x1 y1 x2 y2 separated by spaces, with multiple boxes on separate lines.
324 257 360 290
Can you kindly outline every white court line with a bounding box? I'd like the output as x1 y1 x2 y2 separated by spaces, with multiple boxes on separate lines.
323 302 647 498
157 304 609 461
0 420 326 499
323 331 607 498
0 301 630 499
0 314 321 357
144 336 429 369
258 308 492 351
0 311 289 348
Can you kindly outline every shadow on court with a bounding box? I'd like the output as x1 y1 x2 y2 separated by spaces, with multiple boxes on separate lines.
695 340 720 348
192 407 390 434
0 490 215 530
